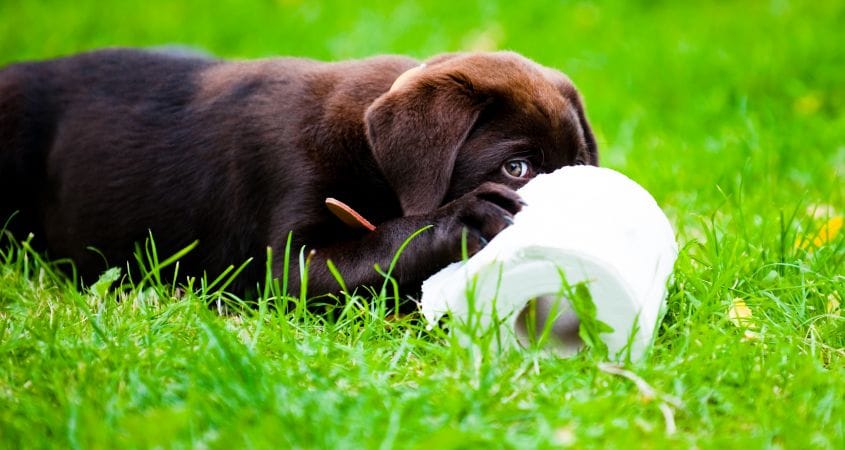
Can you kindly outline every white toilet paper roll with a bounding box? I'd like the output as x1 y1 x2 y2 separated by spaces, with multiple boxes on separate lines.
420 166 677 360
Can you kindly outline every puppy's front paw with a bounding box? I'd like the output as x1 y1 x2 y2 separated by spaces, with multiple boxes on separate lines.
436 182 524 258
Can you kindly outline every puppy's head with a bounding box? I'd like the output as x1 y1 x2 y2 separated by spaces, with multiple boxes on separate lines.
365 51 598 216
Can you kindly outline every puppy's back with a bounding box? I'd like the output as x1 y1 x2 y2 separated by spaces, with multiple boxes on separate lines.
0 49 215 246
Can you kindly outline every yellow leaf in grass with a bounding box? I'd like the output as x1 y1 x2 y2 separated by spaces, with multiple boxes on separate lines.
796 216 843 249
728 298 755 329
814 216 843 246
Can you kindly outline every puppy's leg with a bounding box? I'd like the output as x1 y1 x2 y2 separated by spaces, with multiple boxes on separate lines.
289 182 523 302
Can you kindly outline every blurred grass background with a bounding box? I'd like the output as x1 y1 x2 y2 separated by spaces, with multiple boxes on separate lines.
1 1 844 448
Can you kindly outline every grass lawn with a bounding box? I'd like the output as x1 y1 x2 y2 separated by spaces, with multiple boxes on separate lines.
1 0 844 448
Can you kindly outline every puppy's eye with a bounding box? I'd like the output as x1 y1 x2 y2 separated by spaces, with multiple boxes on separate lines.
502 159 532 178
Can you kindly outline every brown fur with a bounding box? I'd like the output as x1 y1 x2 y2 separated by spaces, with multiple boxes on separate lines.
0 48 597 302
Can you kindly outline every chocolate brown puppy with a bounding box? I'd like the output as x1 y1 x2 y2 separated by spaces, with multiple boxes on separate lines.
0 49 597 299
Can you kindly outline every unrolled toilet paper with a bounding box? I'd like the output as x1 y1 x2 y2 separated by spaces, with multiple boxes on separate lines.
420 166 677 360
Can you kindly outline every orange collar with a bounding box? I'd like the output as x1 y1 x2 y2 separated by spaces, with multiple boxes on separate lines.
325 198 377 231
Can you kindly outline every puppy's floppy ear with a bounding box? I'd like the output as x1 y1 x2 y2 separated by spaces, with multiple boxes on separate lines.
571 91 598 166
540 65 599 166
553 76 598 166
365 65 485 216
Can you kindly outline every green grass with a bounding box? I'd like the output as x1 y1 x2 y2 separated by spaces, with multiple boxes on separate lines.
2 0 844 448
